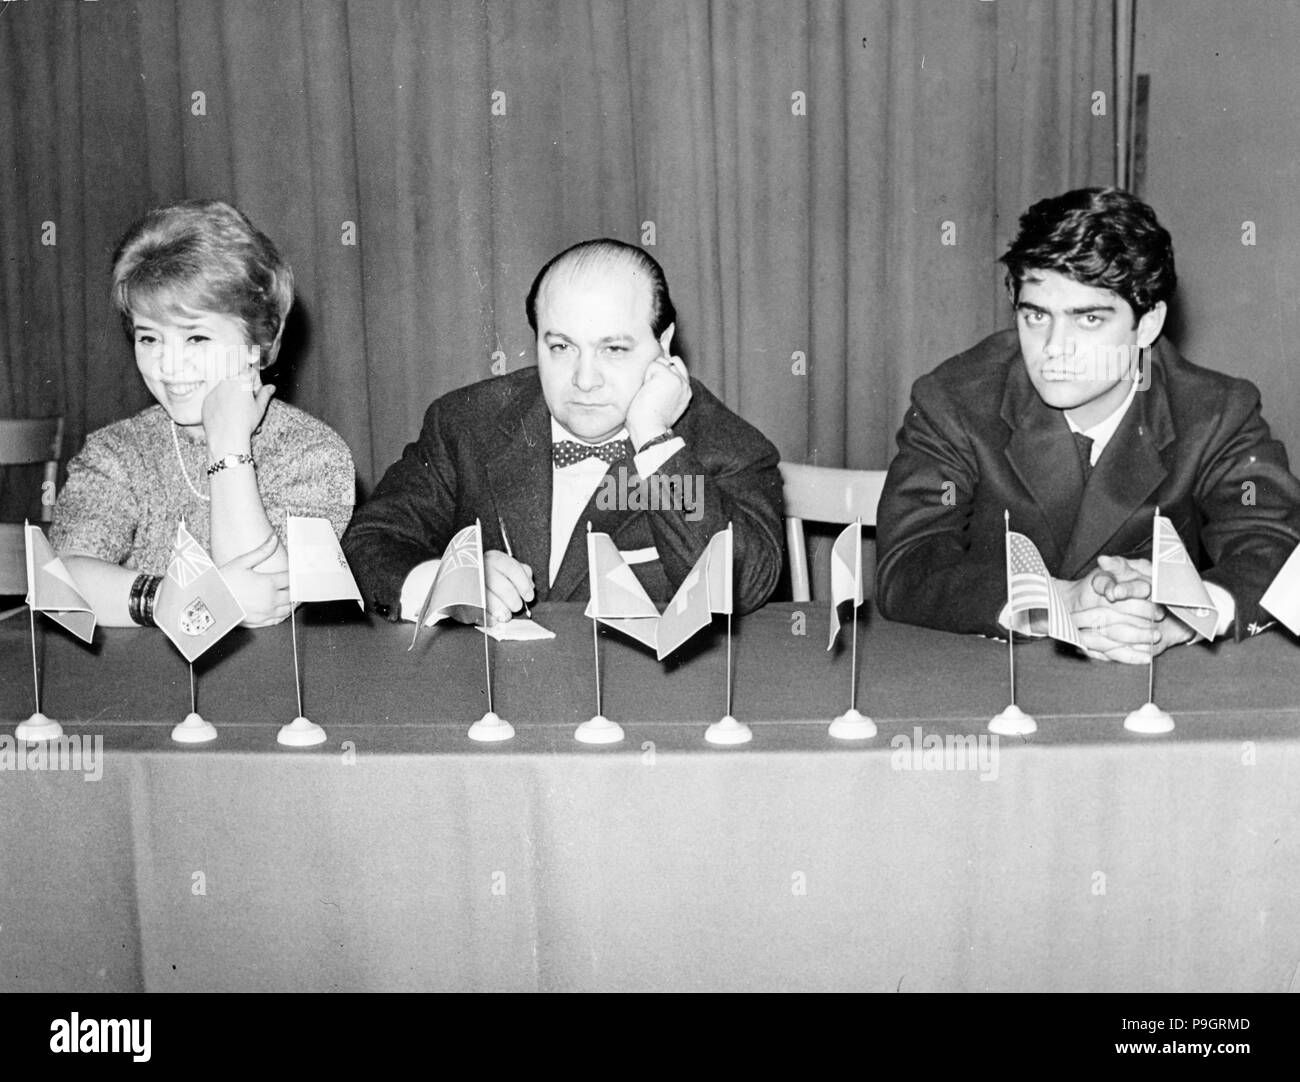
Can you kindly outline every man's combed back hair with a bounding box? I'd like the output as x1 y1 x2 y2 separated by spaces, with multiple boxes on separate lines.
110 199 294 368
1000 187 1177 319
525 238 677 338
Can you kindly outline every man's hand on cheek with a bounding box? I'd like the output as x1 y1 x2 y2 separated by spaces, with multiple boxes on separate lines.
625 352 691 449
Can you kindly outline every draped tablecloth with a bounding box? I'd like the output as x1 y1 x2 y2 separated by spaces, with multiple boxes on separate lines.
2 603 1298 992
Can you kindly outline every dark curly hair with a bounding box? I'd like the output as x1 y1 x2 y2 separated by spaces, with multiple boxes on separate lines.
1000 187 1176 321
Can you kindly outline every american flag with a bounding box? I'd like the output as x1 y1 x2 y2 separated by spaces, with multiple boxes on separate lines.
1007 530 1081 647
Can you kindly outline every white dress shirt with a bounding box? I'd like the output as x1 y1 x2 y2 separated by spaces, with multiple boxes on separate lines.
999 378 1235 639
399 419 683 621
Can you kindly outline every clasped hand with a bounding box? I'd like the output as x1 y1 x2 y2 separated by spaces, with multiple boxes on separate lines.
1058 555 1195 664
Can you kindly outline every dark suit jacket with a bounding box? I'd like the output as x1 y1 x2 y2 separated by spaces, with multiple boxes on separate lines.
875 329 1300 640
343 367 784 618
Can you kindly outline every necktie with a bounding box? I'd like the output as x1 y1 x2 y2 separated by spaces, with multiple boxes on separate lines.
1073 431 1095 483
552 437 634 469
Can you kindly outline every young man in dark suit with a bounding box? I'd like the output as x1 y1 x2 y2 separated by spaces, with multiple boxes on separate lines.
876 187 1300 662
343 238 783 623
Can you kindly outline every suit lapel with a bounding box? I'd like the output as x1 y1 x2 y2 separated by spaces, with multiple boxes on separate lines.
485 389 554 598
1001 361 1087 563
1058 349 1173 577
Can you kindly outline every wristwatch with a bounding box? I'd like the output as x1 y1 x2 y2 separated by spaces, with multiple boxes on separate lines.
206 452 256 477
636 429 678 454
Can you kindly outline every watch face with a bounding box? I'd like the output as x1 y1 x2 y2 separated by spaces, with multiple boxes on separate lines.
208 453 251 476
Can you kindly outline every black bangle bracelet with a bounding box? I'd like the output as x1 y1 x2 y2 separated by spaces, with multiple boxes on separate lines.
141 574 162 628
127 573 147 625
128 573 162 627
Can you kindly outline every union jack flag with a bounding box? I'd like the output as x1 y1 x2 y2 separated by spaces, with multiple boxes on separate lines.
1152 513 1218 640
441 525 482 571
167 522 217 587
155 520 244 661
411 521 486 640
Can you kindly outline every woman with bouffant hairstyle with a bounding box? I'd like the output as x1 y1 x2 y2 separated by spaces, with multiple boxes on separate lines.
52 200 354 627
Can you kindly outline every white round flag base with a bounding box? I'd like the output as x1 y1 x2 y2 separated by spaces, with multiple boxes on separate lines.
705 715 753 745
1123 701 1175 734
989 704 1037 736
16 712 64 743
829 708 877 740
172 712 218 744
277 715 327 747
575 714 624 744
468 710 515 742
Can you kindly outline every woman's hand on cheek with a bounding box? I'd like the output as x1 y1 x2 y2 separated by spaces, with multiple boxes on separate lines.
202 366 276 454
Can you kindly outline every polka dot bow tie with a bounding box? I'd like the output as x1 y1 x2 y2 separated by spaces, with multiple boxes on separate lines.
552 438 634 469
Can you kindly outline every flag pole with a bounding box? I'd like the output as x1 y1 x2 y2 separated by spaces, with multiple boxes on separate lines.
188 661 197 716
592 612 602 718
1004 510 1015 705
725 610 733 719
290 604 304 719
482 621 494 715
1123 505 1175 734
573 522 623 743
827 518 875 740
28 603 40 716
1148 504 1160 704
849 518 861 713
475 519 493 715
24 520 42 717
588 521 602 718
726 521 735 718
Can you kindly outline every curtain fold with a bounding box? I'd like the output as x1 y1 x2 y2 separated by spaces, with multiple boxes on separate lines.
0 0 1114 516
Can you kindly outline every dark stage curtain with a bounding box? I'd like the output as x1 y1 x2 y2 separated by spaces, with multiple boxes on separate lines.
0 0 1114 511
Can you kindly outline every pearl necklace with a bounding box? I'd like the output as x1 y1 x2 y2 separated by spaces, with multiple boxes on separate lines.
171 422 210 502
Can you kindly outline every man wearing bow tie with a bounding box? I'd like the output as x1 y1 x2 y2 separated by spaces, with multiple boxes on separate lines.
342 238 784 623
875 187 1300 662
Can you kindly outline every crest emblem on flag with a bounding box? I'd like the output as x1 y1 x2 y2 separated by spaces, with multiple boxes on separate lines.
179 598 216 636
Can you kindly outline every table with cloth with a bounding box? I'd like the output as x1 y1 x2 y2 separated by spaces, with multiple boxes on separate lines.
2 603 1298 992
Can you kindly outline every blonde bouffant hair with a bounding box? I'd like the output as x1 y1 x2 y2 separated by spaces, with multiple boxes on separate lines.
110 200 294 369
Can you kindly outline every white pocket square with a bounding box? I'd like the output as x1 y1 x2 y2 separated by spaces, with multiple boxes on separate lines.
620 546 660 565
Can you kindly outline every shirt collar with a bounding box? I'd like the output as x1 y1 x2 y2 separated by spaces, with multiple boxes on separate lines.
1065 376 1140 458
